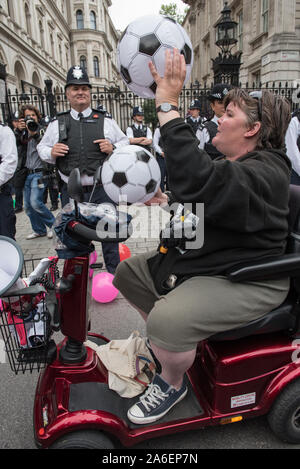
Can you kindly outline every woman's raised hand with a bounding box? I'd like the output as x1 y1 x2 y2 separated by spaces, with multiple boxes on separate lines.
149 48 186 109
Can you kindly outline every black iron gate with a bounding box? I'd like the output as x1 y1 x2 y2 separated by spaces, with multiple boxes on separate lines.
2 80 299 133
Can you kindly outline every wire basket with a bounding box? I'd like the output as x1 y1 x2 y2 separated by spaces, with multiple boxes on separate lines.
0 258 59 374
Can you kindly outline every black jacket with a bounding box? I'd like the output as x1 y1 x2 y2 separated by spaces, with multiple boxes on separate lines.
148 118 291 294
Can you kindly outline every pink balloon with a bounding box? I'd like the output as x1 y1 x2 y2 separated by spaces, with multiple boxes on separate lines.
92 272 119 303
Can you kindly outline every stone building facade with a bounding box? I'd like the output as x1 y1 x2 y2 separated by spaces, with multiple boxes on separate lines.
0 0 121 94
183 0 300 87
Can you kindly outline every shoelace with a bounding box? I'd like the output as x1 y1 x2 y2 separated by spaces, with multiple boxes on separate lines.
139 383 170 412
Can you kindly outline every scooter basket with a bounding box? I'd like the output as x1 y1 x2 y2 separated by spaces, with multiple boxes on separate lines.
0 258 58 375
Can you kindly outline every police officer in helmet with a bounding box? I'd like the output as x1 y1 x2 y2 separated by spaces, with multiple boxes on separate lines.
186 99 203 135
197 84 233 160
126 106 153 152
38 65 129 273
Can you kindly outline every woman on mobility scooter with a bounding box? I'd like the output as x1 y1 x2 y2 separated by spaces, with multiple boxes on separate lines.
113 48 293 425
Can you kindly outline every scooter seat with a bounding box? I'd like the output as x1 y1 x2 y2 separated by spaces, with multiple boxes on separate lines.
209 293 297 342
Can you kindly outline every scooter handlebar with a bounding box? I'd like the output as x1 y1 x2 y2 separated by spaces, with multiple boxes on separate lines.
67 220 131 243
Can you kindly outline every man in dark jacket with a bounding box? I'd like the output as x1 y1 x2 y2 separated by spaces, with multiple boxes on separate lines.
18 105 55 239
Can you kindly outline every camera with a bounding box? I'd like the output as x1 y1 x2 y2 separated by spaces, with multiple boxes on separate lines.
24 115 39 132
38 172 59 191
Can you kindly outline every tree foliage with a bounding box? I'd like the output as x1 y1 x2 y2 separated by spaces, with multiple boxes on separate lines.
159 2 189 25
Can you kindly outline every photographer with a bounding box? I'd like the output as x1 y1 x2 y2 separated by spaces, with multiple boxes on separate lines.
18 105 55 239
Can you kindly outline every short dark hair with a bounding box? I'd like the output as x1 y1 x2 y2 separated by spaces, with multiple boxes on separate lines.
224 89 291 150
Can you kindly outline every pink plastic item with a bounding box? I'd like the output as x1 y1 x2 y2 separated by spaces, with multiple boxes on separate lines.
92 272 119 303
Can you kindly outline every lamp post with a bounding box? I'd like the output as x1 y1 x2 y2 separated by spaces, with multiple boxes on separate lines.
212 2 242 86
44 79 56 118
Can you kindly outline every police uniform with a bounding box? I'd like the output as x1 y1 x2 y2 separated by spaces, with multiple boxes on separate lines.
285 109 300 185
0 124 18 239
37 66 129 273
126 106 153 152
197 84 232 160
185 99 203 135
196 115 223 160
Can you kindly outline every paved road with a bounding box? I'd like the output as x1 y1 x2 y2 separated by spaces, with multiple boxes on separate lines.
0 203 299 450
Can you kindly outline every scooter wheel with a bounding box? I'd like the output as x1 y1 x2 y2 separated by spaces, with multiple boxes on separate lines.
268 378 300 444
50 430 115 449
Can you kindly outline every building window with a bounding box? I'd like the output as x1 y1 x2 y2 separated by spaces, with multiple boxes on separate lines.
80 55 87 70
7 0 14 20
50 34 55 58
59 44 62 64
25 3 32 36
93 56 99 77
238 11 243 51
90 11 97 30
76 10 84 29
252 70 261 87
261 0 269 33
39 20 45 49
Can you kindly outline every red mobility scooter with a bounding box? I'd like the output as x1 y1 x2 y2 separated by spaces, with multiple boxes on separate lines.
2 173 300 449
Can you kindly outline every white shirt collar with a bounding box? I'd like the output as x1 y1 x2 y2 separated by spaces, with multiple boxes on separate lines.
70 107 92 120
212 115 219 125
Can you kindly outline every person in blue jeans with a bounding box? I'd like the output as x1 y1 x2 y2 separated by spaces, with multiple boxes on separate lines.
18 105 55 239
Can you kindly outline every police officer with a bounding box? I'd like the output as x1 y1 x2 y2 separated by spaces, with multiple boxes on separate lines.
197 84 232 160
285 107 300 185
0 124 18 239
126 106 153 152
185 99 203 135
37 65 129 274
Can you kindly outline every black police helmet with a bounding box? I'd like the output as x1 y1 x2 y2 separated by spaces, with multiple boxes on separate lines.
207 84 233 102
65 66 92 90
189 99 201 110
132 106 144 117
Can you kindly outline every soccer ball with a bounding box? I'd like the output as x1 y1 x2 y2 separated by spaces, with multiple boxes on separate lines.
117 14 193 98
101 145 161 204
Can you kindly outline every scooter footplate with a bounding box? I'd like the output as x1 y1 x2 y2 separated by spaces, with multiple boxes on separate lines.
68 377 203 429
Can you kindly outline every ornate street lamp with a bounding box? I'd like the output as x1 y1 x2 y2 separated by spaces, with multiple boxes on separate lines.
212 2 242 86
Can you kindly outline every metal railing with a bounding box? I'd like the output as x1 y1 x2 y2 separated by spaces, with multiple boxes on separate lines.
1 81 299 132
